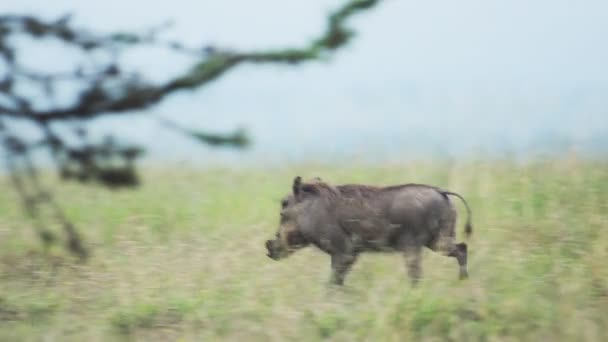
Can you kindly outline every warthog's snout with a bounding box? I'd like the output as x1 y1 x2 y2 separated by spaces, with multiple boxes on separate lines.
265 239 279 260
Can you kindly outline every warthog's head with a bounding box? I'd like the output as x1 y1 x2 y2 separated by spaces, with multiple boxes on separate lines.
265 176 327 260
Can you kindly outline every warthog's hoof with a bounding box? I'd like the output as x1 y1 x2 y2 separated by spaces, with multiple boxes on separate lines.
459 269 469 279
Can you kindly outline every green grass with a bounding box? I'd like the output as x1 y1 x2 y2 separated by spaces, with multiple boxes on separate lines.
0 157 607 341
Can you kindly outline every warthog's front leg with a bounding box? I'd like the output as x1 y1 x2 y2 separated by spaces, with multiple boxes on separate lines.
330 253 358 285
404 246 422 286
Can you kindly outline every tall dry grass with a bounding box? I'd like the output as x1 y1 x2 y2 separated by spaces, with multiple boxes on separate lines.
0 157 607 341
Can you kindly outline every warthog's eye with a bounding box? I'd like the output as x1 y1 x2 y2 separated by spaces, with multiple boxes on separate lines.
280 212 288 223
281 199 289 208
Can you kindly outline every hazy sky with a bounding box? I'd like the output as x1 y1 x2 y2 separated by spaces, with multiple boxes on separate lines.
3 0 608 163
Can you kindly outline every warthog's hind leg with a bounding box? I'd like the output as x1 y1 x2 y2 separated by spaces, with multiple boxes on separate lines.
430 239 469 280
449 242 468 279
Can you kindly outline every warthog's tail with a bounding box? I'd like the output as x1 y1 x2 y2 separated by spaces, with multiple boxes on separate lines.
442 191 473 238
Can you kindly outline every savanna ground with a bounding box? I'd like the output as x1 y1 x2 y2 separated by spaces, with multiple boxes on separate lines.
0 157 607 341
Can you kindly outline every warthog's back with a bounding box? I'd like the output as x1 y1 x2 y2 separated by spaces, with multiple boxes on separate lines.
335 184 455 250
388 185 454 226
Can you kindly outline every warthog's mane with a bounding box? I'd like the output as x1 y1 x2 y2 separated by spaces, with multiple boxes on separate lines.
302 180 442 203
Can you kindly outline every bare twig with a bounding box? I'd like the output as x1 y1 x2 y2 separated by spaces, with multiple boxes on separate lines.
0 0 383 257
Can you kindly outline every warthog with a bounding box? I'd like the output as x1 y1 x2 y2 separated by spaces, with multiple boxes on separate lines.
265 177 473 285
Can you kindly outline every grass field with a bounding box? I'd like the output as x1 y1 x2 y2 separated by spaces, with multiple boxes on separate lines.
1 157 607 341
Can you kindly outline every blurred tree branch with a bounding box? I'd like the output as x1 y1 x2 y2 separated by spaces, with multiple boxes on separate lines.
0 0 382 258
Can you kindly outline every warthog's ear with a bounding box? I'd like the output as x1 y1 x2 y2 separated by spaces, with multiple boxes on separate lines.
292 176 302 197
312 177 323 183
